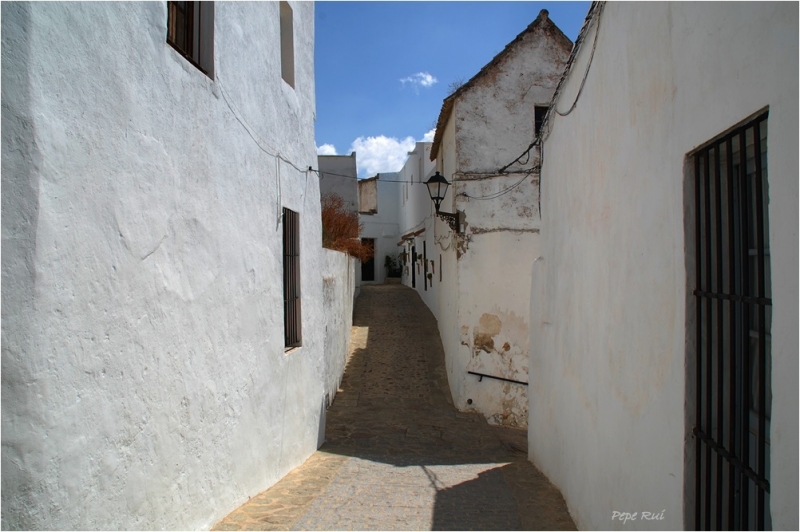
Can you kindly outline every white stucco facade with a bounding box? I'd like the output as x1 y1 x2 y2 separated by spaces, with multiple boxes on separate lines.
1 2 339 530
359 173 401 285
422 10 572 427
530 3 798 530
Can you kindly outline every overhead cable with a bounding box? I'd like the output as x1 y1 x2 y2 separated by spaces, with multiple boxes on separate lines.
217 76 311 175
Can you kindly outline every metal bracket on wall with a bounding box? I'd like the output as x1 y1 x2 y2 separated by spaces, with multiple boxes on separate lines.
468 371 528 386
437 210 462 233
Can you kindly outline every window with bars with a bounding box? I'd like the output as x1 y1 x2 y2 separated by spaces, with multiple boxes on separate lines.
283 208 301 348
167 1 214 78
691 110 771 530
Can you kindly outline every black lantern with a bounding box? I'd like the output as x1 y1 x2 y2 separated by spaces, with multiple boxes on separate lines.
425 171 460 233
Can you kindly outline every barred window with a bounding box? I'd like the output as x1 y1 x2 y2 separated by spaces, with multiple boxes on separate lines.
691 110 771 530
283 208 301 348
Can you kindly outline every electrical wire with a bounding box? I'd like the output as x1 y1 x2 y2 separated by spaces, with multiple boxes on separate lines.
217 76 312 175
552 3 602 118
458 167 539 200
540 1 604 144
435 231 454 251
498 140 539 174
312 168 417 184
276 156 282 231
314 165 539 201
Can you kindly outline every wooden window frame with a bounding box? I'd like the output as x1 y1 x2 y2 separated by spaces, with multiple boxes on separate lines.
167 1 214 78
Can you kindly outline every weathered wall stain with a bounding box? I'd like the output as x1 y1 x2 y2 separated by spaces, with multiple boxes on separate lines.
473 313 502 355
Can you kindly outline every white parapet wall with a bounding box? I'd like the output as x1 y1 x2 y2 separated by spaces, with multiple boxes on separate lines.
320 249 358 415
1 2 334 530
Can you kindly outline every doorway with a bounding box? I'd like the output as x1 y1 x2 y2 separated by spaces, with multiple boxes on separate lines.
361 238 375 282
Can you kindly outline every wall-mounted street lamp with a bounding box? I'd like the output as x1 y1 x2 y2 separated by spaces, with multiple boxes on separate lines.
425 171 462 233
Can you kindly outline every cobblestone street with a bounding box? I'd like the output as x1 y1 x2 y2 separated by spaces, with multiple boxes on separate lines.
214 285 575 531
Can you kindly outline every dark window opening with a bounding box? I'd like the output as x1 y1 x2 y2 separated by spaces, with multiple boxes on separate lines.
167 1 214 78
283 208 301 348
534 106 548 137
411 246 416 288
423 241 428 291
280 1 295 87
691 111 771 530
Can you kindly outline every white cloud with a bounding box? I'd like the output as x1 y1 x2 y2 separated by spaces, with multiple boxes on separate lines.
350 135 416 177
399 71 438 89
350 129 436 177
317 143 338 155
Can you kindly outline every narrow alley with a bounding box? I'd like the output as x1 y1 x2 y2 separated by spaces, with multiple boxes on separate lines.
214 285 575 531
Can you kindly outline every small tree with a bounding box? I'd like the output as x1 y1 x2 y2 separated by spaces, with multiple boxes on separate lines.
320 193 374 262
446 77 466 96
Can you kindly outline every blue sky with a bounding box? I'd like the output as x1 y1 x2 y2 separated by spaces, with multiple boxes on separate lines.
314 1 591 177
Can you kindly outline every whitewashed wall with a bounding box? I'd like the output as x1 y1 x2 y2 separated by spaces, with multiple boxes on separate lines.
1 2 329 530
531 3 798 530
320 249 358 438
398 143 441 313
360 174 401 285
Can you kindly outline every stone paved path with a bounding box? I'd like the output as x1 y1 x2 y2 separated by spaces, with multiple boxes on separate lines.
214 285 575 531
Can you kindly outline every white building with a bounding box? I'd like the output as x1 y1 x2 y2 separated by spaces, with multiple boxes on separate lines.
397 142 441 312
318 152 358 212
358 173 401 285
531 2 798 529
1 2 347 529
413 10 572 427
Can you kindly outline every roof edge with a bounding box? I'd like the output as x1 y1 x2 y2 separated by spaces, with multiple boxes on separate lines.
429 9 573 161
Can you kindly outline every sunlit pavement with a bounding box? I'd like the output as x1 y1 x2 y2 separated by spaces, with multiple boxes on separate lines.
214 285 575 531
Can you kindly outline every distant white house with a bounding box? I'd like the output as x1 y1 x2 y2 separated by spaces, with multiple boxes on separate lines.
401 10 572 427
318 152 358 212
1 2 349 529
531 2 798 530
358 174 402 285
397 142 440 312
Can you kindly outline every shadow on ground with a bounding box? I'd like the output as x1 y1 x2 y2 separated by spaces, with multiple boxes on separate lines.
214 285 574 531
314 285 574 530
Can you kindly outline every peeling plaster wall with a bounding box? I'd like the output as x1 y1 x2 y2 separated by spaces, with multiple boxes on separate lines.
455 230 538 426
531 3 798 530
357 177 378 214
1 3 327 530
454 18 570 174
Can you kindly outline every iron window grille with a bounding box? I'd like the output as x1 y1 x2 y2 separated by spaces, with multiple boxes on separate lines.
691 110 771 530
283 208 302 348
